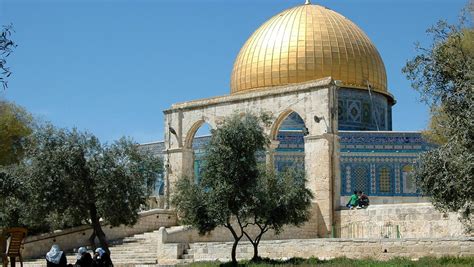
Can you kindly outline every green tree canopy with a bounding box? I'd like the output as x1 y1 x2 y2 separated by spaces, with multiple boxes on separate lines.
173 113 313 263
0 100 34 166
243 168 313 260
402 12 473 230
1 124 162 254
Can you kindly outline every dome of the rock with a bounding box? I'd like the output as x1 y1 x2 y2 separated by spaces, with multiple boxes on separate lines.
230 2 390 97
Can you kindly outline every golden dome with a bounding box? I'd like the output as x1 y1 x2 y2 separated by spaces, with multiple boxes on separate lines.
230 2 389 96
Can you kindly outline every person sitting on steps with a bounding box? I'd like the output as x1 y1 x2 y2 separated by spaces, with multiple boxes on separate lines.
45 244 67 267
357 190 370 209
75 247 93 267
93 247 113 267
346 190 359 209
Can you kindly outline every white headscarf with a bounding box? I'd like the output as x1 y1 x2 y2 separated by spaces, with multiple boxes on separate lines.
77 247 87 260
46 244 63 264
95 247 106 257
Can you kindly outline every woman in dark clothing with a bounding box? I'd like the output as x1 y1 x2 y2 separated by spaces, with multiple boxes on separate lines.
45 244 68 267
93 248 113 267
75 247 93 267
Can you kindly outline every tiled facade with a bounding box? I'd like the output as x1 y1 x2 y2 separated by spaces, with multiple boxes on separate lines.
338 88 392 131
140 103 431 199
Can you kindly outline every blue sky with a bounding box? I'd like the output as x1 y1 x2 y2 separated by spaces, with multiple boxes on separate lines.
0 0 467 143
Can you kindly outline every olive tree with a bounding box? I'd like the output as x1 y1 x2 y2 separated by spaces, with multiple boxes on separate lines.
0 101 34 166
402 12 473 229
173 113 313 263
243 168 313 261
5 124 162 253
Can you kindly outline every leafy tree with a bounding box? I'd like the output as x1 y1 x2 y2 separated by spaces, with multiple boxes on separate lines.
0 24 16 90
173 114 313 263
0 101 34 166
4 124 162 253
402 12 473 230
422 105 449 145
243 168 313 261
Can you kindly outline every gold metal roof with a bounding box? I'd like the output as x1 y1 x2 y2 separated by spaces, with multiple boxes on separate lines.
230 3 389 96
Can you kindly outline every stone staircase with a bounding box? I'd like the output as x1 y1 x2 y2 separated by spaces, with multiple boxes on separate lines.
180 244 194 261
23 230 163 267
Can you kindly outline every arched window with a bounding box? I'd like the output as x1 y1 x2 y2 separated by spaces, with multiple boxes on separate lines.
402 165 416 194
155 173 165 196
190 122 212 184
274 112 305 172
379 166 392 193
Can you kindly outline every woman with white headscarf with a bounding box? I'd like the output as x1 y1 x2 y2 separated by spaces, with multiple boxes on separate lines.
74 247 92 267
45 244 67 267
92 247 113 267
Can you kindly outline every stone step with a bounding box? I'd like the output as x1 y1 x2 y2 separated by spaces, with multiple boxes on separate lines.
176 258 194 265
24 257 158 265
110 247 158 253
123 238 159 243
111 243 158 247
24 229 163 267
181 254 194 260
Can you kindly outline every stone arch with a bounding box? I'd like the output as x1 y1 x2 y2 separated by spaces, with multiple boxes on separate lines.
269 109 307 172
270 109 307 141
184 119 214 149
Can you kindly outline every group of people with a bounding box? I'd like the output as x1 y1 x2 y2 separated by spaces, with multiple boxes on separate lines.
45 244 113 267
346 190 370 209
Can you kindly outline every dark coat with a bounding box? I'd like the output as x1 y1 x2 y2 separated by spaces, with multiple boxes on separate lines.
75 253 93 267
46 253 67 267
93 253 113 267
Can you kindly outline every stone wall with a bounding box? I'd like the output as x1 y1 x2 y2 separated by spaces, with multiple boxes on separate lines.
188 237 474 262
162 205 320 244
335 203 467 238
23 209 177 259
340 196 430 205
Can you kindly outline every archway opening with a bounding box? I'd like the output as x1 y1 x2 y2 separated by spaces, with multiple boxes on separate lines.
274 112 306 172
190 122 212 184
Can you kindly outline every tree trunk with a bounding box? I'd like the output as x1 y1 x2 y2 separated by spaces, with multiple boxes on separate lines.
231 239 239 265
89 204 111 255
226 224 242 265
88 231 96 249
252 242 259 261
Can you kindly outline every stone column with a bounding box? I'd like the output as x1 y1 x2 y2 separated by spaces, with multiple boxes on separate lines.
304 133 337 237
266 140 280 169
164 148 194 209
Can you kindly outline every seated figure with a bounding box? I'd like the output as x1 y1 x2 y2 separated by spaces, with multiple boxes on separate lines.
346 191 359 209
45 244 67 267
358 191 370 208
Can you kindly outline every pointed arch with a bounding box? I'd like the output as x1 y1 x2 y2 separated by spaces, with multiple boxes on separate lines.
184 119 213 149
270 109 307 141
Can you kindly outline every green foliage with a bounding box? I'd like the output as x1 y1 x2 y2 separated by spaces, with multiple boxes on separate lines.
251 168 313 235
422 105 449 145
173 113 313 262
402 11 473 229
0 101 34 166
0 124 162 248
0 24 16 90
243 168 313 260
